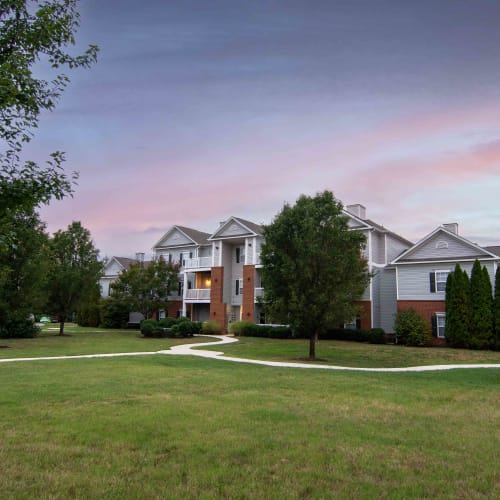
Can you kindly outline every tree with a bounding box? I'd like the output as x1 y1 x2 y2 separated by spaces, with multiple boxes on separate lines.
46 221 102 335
260 191 370 359
445 263 471 347
0 208 49 337
0 1 97 336
0 0 98 214
493 267 500 347
110 258 179 320
468 260 493 349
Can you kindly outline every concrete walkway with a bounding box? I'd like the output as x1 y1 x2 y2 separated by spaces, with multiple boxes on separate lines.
1 335 499 372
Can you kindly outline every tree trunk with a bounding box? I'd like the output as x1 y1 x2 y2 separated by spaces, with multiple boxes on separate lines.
309 332 318 359
59 317 65 336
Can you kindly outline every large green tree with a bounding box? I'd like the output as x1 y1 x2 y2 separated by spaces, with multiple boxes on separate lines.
445 263 471 347
468 260 493 349
0 1 97 335
110 258 179 320
0 208 49 337
46 221 102 335
260 191 370 359
494 267 500 347
0 0 98 214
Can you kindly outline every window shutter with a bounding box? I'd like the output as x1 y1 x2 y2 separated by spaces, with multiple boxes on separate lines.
429 272 436 292
431 315 437 337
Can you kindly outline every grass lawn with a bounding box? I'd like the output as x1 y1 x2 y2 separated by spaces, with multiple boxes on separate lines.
0 324 210 359
0 328 498 498
203 335 500 368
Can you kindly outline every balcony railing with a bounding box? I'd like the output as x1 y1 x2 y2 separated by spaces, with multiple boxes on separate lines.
184 256 212 269
185 288 211 301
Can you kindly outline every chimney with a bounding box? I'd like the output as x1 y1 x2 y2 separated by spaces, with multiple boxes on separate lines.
346 204 366 219
135 252 145 262
443 223 458 235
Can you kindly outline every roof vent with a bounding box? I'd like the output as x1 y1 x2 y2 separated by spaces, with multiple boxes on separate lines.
443 223 458 235
346 204 366 219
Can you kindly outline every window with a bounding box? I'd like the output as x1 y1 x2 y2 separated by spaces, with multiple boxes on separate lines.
235 247 245 264
235 278 243 295
430 270 449 292
436 313 446 338
179 252 184 266
178 281 183 296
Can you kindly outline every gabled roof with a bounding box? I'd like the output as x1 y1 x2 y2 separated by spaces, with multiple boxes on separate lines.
343 210 413 246
209 216 263 240
153 225 210 249
392 226 499 264
483 246 500 257
175 226 211 245
103 256 148 276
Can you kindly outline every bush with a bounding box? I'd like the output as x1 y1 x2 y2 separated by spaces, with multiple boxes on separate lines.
369 328 386 344
202 320 222 334
140 319 161 337
394 309 429 346
232 322 293 338
229 321 254 336
158 317 176 328
100 298 129 329
0 317 40 339
320 328 369 342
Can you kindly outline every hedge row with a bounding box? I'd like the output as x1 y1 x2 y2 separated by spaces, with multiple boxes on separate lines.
140 318 202 338
229 321 386 344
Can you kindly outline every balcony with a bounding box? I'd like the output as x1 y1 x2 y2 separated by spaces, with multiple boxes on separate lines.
184 256 212 269
185 288 211 301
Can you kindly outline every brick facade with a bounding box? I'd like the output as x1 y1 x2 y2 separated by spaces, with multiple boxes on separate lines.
354 300 372 330
209 266 226 331
242 265 255 321
397 300 447 346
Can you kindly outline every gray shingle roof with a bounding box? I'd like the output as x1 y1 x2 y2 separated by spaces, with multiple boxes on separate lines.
176 226 211 245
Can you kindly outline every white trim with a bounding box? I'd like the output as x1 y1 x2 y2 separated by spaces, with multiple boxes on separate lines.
391 226 499 264
436 312 446 339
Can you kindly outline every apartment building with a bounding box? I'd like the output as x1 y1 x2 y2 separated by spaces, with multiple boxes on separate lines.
150 205 412 332
391 223 500 344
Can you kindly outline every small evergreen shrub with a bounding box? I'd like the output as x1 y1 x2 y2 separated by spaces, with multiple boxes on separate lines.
0 317 40 339
158 317 176 328
201 320 222 334
140 319 161 337
394 309 428 346
320 328 369 342
229 320 254 336
368 328 386 344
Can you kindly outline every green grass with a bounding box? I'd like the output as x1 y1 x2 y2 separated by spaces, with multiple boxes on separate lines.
0 323 211 359
203 335 500 368
0 328 499 498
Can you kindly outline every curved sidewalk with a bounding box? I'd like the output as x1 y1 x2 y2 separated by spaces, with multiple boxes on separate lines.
1 335 499 372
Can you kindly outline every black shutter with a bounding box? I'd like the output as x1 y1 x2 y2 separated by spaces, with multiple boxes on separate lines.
430 272 436 292
431 315 437 337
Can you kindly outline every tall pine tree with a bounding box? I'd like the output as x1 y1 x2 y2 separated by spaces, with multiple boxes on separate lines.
494 267 500 348
445 263 471 347
469 260 493 349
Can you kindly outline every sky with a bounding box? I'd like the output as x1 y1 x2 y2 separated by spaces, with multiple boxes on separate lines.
29 0 500 258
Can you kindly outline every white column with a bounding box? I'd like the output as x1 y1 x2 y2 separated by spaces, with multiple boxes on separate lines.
182 272 188 317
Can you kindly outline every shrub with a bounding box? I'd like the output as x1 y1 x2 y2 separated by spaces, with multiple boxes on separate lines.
202 320 222 334
0 317 40 339
100 298 129 329
140 319 165 338
232 322 293 338
394 309 429 346
158 317 176 328
368 328 386 344
229 321 254 336
320 328 369 342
